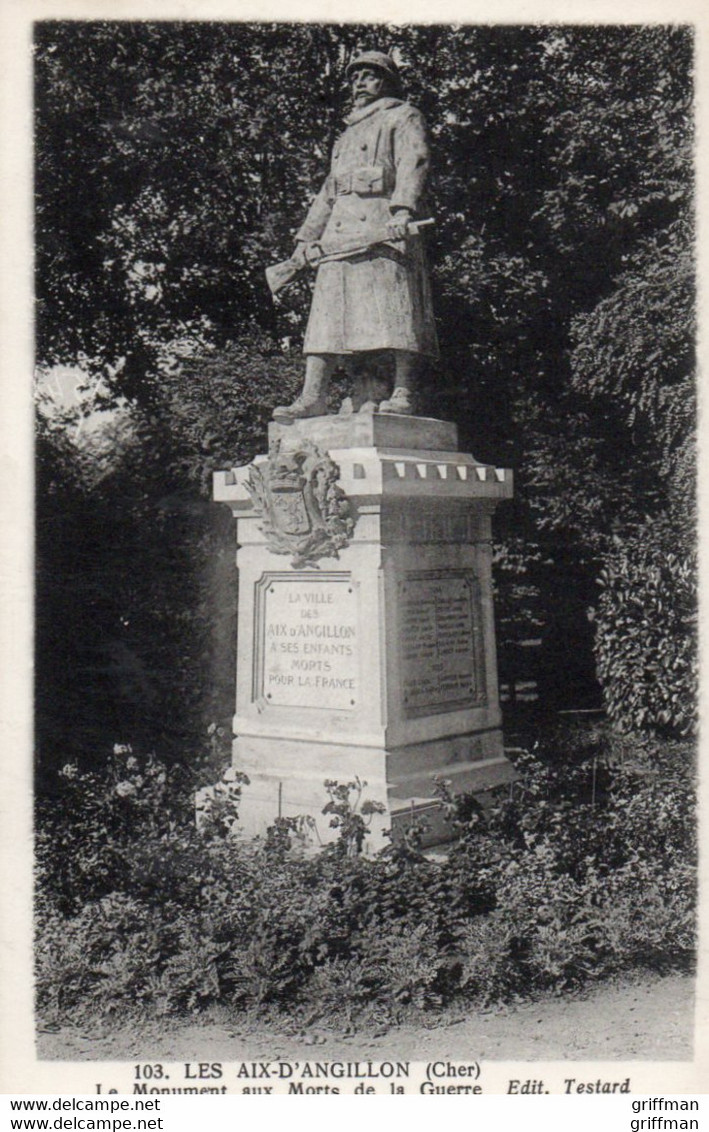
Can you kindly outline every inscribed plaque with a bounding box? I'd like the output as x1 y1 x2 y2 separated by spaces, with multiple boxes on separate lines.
399 570 485 715
257 573 358 710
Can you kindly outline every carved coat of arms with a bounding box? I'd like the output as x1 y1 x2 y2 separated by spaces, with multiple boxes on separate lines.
245 440 355 568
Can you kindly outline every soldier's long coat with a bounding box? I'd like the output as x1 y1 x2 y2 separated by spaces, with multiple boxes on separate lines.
296 97 439 358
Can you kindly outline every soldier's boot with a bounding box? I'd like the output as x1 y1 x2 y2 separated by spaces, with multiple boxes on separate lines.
378 350 419 415
273 394 329 422
378 386 417 415
273 355 336 422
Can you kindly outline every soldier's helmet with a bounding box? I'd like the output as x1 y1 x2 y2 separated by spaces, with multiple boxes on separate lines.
345 51 403 98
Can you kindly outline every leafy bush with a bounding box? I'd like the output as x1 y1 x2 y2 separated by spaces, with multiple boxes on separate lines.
35 726 696 1028
36 746 205 916
446 726 696 1000
594 519 697 736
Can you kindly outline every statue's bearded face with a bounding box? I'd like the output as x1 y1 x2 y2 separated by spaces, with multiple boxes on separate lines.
350 66 385 107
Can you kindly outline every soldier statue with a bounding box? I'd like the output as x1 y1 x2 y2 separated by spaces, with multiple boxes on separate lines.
271 50 438 422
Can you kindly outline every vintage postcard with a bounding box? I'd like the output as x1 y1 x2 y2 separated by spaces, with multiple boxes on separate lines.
1 0 707 1103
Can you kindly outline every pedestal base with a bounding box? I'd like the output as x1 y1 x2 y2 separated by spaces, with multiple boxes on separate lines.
202 414 514 850
202 728 513 851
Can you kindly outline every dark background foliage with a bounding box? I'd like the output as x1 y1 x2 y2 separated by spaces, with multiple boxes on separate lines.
34 23 695 779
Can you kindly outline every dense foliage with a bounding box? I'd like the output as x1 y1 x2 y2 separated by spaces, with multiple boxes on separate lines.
36 728 696 1024
35 24 696 769
594 519 697 735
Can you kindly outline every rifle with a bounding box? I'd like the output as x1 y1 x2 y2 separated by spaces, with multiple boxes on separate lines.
265 218 434 297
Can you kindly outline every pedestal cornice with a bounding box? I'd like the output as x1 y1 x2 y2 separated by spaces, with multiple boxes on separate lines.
214 414 513 512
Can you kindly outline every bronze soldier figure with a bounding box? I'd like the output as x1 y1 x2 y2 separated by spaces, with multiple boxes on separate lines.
273 50 438 422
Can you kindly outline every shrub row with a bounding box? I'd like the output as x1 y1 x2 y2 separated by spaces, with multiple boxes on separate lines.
35 729 696 1027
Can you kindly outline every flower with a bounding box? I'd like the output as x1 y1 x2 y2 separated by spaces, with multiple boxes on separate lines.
115 781 137 798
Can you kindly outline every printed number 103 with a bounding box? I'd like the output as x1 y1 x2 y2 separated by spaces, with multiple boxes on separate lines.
134 1065 165 1080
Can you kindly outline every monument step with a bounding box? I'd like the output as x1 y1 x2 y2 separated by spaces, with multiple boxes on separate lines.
388 755 516 800
268 412 457 453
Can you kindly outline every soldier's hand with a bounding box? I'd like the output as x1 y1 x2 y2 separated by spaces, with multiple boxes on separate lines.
387 209 412 240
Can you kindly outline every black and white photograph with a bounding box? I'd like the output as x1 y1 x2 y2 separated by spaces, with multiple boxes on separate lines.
0 1 705 1099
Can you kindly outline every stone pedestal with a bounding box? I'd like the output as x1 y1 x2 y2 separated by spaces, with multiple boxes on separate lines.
203 414 513 850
